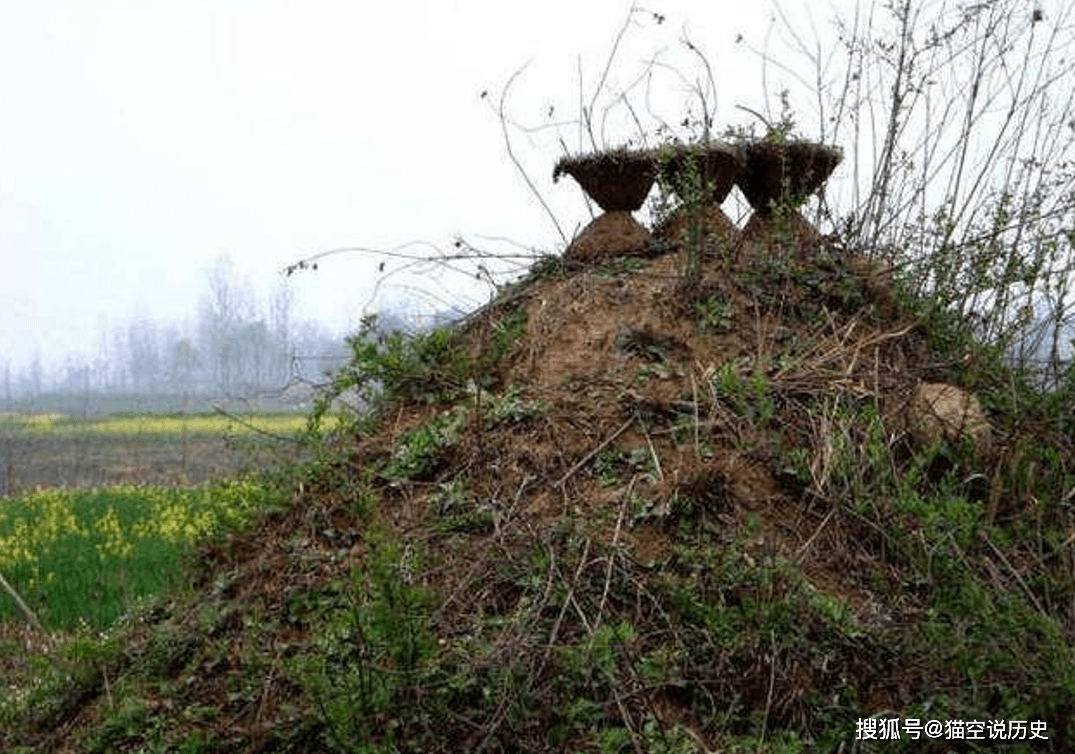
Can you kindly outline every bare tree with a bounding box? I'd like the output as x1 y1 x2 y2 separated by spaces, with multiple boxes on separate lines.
198 255 254 395
127 318 161 394
270 279 295 387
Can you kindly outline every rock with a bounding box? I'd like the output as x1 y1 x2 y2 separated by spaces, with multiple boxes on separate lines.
907 382 992 454
848 254 896 314
658 143 741 205
736 140 843 213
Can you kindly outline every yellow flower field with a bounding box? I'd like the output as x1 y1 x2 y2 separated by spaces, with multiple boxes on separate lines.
0 480 282 630
0 411 307 438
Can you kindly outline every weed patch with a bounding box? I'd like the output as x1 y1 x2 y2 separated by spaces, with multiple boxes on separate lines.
311 308 527 439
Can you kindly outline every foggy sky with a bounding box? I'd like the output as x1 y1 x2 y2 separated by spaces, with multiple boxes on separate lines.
1 0 820 375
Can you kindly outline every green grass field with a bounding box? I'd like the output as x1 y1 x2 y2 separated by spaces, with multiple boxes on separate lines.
0 480 284 631
0 411 301 631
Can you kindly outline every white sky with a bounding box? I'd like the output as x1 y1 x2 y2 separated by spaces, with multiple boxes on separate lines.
1 0 857 374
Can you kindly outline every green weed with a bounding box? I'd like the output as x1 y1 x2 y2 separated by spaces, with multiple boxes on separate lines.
655 141 707 282
297 530 439 753
481 384 548 425
591 446 656 487
431 478 495 534
695 294 733 333
384 405 469 482
311 309 527 438
710 363 776 425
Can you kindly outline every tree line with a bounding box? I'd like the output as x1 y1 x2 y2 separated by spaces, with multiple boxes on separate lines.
3 257 353 414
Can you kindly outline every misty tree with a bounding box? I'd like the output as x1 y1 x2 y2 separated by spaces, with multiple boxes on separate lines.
25 352 43 399
109 325 128 394
196 254 306 396
169 337 200 401
270 280 294 386
57 355 92 415
60 356 88 393
198 255 251 395
127 318 161 394
235 319 270 393
289 319 348 383
91 345 111 396
2 360 11 410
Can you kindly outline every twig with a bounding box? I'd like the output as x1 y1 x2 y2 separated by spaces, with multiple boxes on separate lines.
585 5 638 151
612 682 646 754
284 240 534 276
553 417 634 489
102 665 113 709
689 370 701 459
795 505 839 564
568 538 595 633
642 426 663 482
983 533 1048 619
594 476 634 635
210 405 304 445
548 538 594 654
497 63 568 245
735 104 775 134
0 567 47 636
757 630 777 753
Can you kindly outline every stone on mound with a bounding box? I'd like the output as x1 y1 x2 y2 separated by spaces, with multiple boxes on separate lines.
908 382 992 455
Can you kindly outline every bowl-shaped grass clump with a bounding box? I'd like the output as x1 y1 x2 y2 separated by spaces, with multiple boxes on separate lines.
736 140 842 214
554 148 658 212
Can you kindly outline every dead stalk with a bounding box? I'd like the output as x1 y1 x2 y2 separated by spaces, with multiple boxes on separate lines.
553 417 634 490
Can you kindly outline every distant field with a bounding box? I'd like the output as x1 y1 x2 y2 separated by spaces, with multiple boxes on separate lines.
0 411 308 437
0 411 308 496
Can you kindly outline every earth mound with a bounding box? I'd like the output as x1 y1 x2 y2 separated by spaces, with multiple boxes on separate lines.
7 221 1074 752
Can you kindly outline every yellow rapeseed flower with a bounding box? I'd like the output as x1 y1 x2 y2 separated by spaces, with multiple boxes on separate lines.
94 506 134 560
0 519 35 568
